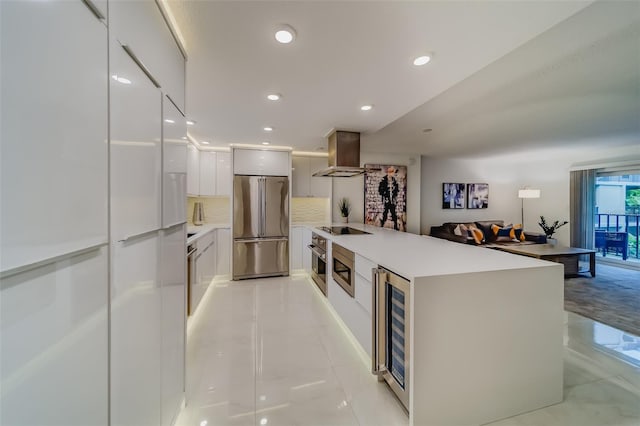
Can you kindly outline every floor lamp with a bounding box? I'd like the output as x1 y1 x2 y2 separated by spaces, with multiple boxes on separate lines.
518 189 541 226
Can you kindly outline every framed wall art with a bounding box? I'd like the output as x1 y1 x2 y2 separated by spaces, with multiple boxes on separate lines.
467 183 489 209
442 183 465 209
364 164 407 231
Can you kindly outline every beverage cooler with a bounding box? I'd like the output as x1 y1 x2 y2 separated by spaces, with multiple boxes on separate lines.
372 267 411 411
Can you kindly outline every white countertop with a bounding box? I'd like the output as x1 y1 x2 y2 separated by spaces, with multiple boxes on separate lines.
308 223 556 279
187 223 229 244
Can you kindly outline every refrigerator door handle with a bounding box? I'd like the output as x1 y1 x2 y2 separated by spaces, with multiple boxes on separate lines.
235 237 288 243
261 177 267 237
258 177 263 237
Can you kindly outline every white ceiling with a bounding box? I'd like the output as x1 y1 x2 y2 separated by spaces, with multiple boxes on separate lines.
170 0 640 158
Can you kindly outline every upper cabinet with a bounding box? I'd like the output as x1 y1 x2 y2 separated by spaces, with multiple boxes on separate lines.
292 156 331 197
187 144 200 196
234 149 290 176
199 151 217 197
0 0 108 272
109 1 185 112
187 146 232 197
216 152 232 196
110 38 162 241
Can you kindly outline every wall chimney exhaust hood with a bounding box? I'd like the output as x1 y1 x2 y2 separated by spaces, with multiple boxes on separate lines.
312 130 365 177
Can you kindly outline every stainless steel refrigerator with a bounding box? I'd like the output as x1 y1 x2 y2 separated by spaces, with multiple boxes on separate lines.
233 175 289 279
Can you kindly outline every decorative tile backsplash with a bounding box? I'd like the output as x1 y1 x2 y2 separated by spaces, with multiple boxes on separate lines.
187 196 230 224
291 197 330 223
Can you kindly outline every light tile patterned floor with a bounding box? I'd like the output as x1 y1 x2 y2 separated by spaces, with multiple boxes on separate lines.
175 275 640 426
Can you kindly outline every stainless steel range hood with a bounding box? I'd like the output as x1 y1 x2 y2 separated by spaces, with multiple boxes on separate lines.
312 130 366 177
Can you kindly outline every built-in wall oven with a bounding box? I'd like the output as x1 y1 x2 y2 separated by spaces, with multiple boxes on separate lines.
308 232 327 296
332 243 355 297
372 267 411 411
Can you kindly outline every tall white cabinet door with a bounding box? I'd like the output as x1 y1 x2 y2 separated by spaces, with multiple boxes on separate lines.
199 151 217 196
162 96 187 228
109 0 185 111
160 224 186 426
187 143 200 196
216 152 232 196
0 0 108 272
110 39 162 241
0 247 109 426
111 233 162 426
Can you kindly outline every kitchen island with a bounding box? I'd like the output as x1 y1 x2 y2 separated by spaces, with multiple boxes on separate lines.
310 223 564 426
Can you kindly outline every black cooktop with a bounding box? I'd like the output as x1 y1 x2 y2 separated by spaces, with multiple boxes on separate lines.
317 226 371 235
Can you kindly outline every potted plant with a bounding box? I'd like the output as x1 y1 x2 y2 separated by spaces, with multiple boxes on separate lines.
338 197 351 223
538 216 568 245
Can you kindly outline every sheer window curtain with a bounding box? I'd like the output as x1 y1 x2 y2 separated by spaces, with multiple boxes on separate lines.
570 169 596 248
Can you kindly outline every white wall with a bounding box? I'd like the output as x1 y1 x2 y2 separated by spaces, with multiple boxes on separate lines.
420 144 640 246
331 152 422 234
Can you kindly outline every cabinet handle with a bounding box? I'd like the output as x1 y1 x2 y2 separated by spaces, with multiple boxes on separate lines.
81 0 105 21
121 45 161 88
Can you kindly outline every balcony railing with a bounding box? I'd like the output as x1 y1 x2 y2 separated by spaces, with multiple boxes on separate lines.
595 213 640 259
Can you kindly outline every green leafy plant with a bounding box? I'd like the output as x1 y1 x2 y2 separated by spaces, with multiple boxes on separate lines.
338 197 351 217
538 216 568 238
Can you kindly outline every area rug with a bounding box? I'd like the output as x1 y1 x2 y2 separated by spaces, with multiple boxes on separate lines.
564 263 640 337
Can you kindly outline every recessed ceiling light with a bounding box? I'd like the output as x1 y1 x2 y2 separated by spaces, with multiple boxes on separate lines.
275 25 296 44
360 105 373 111
413 55 432 66
267 94 281 101
262 141 270 145
164 119 175 124
186 120 195 126
111 74 131 84
263 127 273 132
201 141 210 145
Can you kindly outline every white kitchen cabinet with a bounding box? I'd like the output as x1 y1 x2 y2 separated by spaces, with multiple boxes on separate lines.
111 232 162 426
109 0 185 112
0 0 108 272
160 224 186 426
216 228 231 276
234 148 290 176
162 96 187 228
0 246 109 426
199 151 217 196
192 230 215 314
292 156 331 197
291 227 303 271
110 37 162 242
187 143 200 196
354 254 376 314
216 152 232 196
302 228 312 273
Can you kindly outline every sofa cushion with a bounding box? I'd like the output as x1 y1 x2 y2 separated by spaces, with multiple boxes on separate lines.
475 220 504 243
491 224 525 242
467 225 484 245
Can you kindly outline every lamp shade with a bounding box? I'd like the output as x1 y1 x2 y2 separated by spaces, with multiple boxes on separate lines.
518 189 541 199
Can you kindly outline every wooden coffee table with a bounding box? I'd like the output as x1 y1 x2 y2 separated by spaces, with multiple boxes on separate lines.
490 244 596 277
